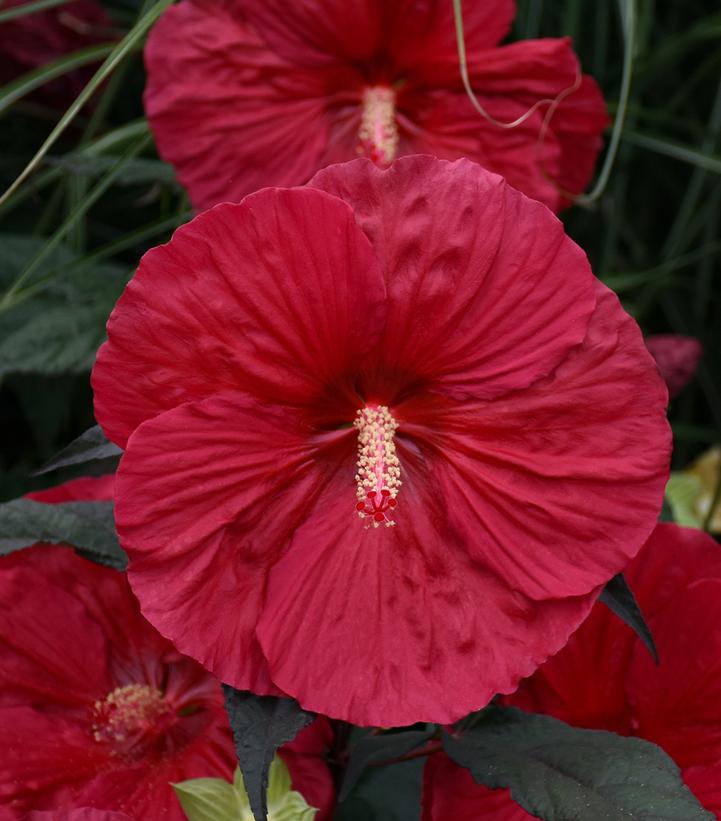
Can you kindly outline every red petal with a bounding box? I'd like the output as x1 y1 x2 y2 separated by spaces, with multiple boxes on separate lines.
255 467 598 726
310 155 596 402
506 603 637 736
116 392 350 694
0 550 111 707
144 2 332 210
625 523 721 620
404 39 608 210
422 753 534 821
240 0 384 66
93 188 386 447
241 0 514 69
628 579 721 770
0 707 104 811
387 0 516 75
426 282 669 600
683 763 721 817
26 474 114 503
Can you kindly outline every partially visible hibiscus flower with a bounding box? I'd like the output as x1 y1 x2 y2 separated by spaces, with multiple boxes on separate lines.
0 478 333 820
645 334 703 398
0 0 113 103
93 156 670 727
422 523 721 819
144 0 607 212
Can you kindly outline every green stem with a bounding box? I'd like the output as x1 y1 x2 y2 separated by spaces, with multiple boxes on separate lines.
0 0 69 23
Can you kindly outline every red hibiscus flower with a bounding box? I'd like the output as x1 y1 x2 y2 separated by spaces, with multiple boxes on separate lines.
645 334 703 398
0 478 333 820
92 155 670 727
26 811 135 821
0 0 113 103
422 523 721 819
144 0 607 212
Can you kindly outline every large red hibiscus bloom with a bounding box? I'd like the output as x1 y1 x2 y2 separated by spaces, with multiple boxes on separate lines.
422 523 721 819
0 478 332 819
0 0 113 103
92 156 670 727
144 0 607 212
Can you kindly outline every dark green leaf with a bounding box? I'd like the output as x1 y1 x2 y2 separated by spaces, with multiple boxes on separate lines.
222 687 314 821
600 573 658 663
339 728 434 801
443 706 712 821
35 424 121 475
0 234 129 376
46 154 179 187
0 498 126 570
335 758 423 821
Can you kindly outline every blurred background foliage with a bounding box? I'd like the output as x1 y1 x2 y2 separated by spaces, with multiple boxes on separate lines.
0 0 719 500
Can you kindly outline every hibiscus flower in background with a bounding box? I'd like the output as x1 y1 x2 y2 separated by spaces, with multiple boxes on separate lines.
0 479 333 820
0 0 113 103
26 811 135 820
645 334 703 398
92 155 670 728
422 523 721 819
143 0 607 212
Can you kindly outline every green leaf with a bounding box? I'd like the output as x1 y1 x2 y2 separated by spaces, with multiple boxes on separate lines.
0 233 129 375
0 0 71 23
599 573 658 662
0 498 126 570
0 44 114 115
222 687 315 821
623 130 721 174
335 758 423 821
174 776 242 821
339 728 434 801
35 425 121 475
443 706 713 821
0 0 173 207
175 759 318 821
665 472 704 528
46 154 178 187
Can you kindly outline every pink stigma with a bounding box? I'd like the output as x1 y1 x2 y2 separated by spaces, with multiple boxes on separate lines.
354 406 402 528
357 86 399 165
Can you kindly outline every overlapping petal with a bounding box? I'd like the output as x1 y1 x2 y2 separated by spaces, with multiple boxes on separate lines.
117 392 352 694
94 187 386 447
256 465 598 725
423 525 721 818
426 282 670 600
629 580 721 769
144 1 333 211
405 39 608 210
241 0 515 69
0 555 111 707
310 156 596 402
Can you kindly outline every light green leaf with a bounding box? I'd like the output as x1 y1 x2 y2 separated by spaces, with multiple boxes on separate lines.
174 778 243 821
665 473 704 527
177 759 317 821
